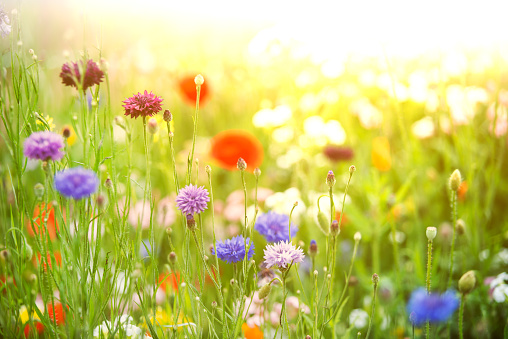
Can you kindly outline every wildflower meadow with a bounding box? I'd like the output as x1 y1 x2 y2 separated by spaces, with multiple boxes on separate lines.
0 1 508 338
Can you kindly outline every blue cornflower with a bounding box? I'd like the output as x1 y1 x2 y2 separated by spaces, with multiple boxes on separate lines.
212 235 254 264
407 288 460 326
54 167 99 199
254 211 298 243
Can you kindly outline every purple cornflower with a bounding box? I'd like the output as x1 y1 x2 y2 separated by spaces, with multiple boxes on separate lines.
212 235 255 264
407 288 460 326
263 240 305 270
122 90 163 119
54 167 99 199
23 131 65 161
255 211 298 243
176 184 210 216
60 59 104 91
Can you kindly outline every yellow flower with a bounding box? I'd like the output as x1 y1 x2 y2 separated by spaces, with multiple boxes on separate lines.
36 114 56 131
61 125 77 146
19 305 40 324
140 306 192 334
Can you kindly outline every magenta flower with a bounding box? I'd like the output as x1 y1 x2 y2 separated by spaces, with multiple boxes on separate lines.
263 240 305 270
122 91 163 119
60 59 104 91
176 184 210 216
24 131 65 161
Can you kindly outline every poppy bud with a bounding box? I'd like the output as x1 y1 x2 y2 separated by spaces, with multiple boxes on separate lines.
449 169 462 192
258 283 272 299
458 270 476 295
317 211 329 234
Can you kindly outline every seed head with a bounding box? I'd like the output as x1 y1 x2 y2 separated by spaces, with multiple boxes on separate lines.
426 227 437 241
194 74 204 86
354 232 362 242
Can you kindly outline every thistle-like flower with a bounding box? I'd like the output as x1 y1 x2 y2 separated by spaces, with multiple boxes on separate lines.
175 184 210 216
24 131 65 161
54 167 99 199
212 235 255 264
122 90 163 119
263 240 304 271
60 59 104 91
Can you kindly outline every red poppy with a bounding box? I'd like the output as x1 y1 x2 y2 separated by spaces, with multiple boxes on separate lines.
458 180 468 201
335 211 349 228
24 321 44 337
34 252 62 272
179 74 210 105
209 130 264 172
47 302 66 325
158 272 181 293
28 203 64 241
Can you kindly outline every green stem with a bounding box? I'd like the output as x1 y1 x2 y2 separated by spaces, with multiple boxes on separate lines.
459 294 465 339
425 239 433 337
187 84 201 184
365 281 378 339
448 191 457 288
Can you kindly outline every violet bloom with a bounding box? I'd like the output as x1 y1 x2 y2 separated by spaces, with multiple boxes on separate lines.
263 240 304 270
212 235 255 264
24 131 65 161
54 167 99 199
122 90 163 119
407 288 460 326
60 59 104 91
255 211 298 243
176 184 210 216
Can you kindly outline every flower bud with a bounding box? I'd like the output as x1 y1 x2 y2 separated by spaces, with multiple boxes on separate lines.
349 165 356 174
330 220 339 236
354 232 362 242
372 273 379 285
237 157 247 171
254 167 261 178
168 251 177 264
147 118 158 134
426 227 437 241
306 335 312 339
23 243 33 261
186 214 196 231
313 270 318 277
34 183 45 200
449 169 462 192
62 126 71 139
258 283 272 299
104 178 113 190
230 278 235 286
326 170 336 188
205 165 211 174
100 58 109 72
163 109 172 122
194 74 204 86
211 301 218 308
165 227 172 236
28 49 34 55
309 240 317 257
457 219 466 236
348 275 359 287
458 270 476 294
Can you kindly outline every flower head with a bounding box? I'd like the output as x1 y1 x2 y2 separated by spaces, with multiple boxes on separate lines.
60 59 104 91
407 288 460 326
323 145 354 162
209 129 264 172
24 131 65 161
54 167 99 199
255 211 298 243
176 184 210 216
122 90 163 119
213 235 254 264
263 240 304 270
371 136 391 171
